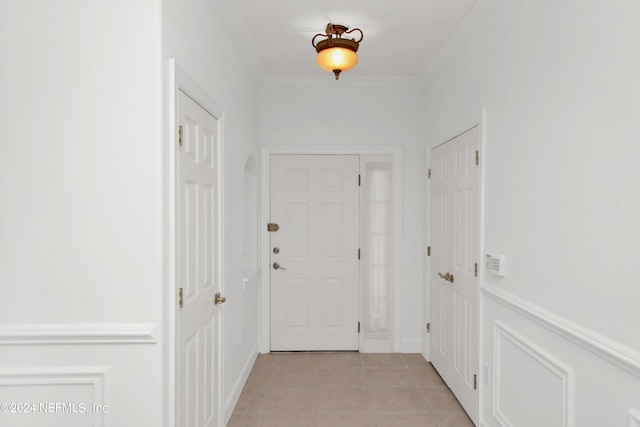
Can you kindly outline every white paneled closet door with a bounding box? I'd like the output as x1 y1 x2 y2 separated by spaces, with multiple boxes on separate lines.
430 126 480 424
176 90 222 427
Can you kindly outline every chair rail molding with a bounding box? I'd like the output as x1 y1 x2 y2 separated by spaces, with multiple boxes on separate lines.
481 283 640 378
0 323 158 345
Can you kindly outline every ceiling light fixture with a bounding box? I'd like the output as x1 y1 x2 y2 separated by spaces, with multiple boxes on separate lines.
312 23 364 80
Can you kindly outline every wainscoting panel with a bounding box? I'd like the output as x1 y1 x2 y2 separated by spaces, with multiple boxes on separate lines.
493 321 573 427
480 284 640 427
0 366 109 427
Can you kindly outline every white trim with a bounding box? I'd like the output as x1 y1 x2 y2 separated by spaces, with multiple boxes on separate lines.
481 283 640 378
163 58 178 427
260 145 403 353
0 323 157 345
401 339 422 353
262 75 423 89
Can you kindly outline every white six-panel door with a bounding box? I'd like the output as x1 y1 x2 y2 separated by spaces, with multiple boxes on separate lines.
430 126 480 424
270 154 360 351
177 90 221 427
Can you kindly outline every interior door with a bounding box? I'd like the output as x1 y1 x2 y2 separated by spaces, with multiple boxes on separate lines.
270 154 360 351
176 90 222 427
429 126 480 424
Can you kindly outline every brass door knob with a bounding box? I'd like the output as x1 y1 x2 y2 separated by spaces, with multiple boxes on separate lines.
214 292 226 305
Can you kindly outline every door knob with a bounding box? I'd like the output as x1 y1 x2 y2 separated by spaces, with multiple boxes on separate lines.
214 292 226 305
438 272 454 283
273 262 286 270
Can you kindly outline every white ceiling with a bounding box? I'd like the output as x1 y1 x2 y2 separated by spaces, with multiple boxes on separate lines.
231 0 478 78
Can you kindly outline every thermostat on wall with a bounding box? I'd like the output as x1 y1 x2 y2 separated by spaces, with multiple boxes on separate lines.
486 254 506 276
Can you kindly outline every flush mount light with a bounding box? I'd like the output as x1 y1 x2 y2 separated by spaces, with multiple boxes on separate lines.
312 23 364 80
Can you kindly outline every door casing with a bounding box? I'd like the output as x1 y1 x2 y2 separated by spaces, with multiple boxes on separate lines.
260 145 403 354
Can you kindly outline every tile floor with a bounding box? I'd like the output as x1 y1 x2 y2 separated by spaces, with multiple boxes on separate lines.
228 352 475 427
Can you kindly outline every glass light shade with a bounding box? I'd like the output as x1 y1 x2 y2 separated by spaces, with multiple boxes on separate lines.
316 47 358 73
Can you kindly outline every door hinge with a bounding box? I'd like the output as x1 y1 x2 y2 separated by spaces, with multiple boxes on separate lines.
427 246 431 257
267 223 279 232
426 323 431 333
358 174 361 186
358 248 361 260
475 150 479 166
474 263 478 277
474 374 478 390
428 168 431 179
358 322 361 333
178 125 183 147
179 287 183 308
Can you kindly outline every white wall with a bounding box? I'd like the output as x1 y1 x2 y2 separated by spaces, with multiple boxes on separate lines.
163 0 263 423
0 0 164 425
259 77 426 352
421 0 640 424
0 0 262 425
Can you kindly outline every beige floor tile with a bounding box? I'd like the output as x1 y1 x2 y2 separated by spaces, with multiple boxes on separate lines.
401 353 429 366
258 409 318 427
433 410 475 427
369 387 429 412
270 367 319 388
233 388 268 414
245 368 274 390
318 411 378 427
421 388 464 412
261 387 318 414
232 353 475 427
269 352 321 369
360 353 406 368
376 412 439 427
364 368 417 387
409 365 446 388
318 387 374 412
319 367 366 387
227 413 260 427
252 354 280 370
316 352 363 369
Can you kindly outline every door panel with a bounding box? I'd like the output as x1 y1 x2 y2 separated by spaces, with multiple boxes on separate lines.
270 155 359 351
430 126 480 424
177 90 220 427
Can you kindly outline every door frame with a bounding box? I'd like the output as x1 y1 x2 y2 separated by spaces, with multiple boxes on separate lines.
424 106 486 422
163 59 226 427
259 145 403 354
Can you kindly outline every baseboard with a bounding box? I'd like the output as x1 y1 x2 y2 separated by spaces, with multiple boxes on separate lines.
0 323 158 345
401 338 422 353
223 343 259 425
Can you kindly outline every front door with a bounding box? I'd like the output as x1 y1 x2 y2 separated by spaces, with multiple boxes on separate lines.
429 126 480 424
176 90 222 427
270 154 360 351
